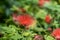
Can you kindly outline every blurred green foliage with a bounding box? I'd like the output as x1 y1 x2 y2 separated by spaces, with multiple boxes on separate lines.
0 0 60 40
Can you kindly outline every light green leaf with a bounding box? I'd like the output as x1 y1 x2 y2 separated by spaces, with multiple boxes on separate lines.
44 35 55 40
35 9 47 19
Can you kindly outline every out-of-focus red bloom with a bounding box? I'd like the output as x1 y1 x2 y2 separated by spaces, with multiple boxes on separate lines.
38 0 50 6
12 14 35 29
34 35 43 40
47 27 52 32
39 0 45 6
51 28 60 40
17 14 34 26
45 15 51 23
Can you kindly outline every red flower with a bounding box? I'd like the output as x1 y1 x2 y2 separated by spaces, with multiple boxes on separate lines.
34 35 43 40
39 0 45 6
45 15 51 23
47 27 52 32
17 14 34 26
51 28 60 40
13 14 34 27
38 0 50 6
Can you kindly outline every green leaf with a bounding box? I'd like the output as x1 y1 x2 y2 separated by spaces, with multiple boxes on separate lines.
24 5 30 11
44 35 55 40
10 33 21 40
35 9 47 19
22 32 31 36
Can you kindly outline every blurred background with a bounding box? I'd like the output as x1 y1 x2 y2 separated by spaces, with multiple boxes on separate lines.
0 0 60 40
